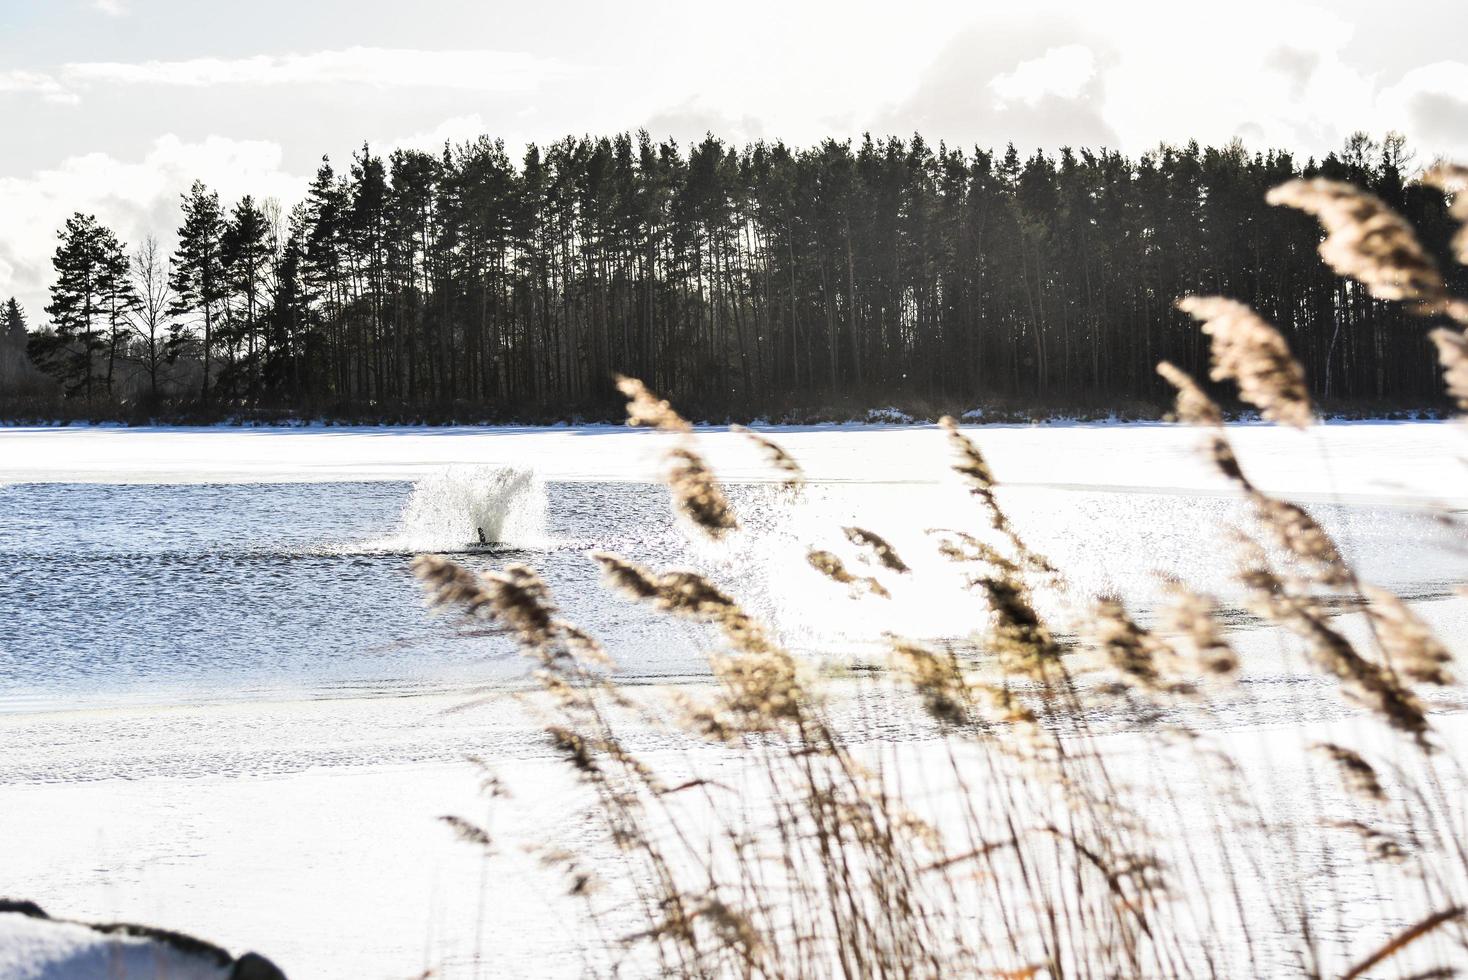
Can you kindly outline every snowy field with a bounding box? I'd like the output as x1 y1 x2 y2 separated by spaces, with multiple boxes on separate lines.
3 419 1466 503
1 421 1466 977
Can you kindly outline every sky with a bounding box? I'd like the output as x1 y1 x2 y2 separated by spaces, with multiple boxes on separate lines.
3 0 1467 321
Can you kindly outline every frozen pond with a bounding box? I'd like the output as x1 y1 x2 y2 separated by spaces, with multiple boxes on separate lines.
1 476 1465 714
1 421 1466 977
3 421 1465 713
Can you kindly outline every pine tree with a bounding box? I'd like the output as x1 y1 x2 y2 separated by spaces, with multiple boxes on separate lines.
267 206 312 399
302 157 349 399
222 195 272 401
170 181 226 403
26 130 1465 417
4 297 26 347
38 213 128 402
101 234 138 398
0 297 33 389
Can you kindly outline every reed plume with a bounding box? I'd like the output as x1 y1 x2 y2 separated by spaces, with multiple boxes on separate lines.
1085 596 1169 692
614 375 739 538
939 415 1055 574
1156 577 1238 677
666 447 738 538
1156 361 1224 427
1428 327 1468 411
1236 545 1428 740
1313 743 1387 802
1363 585 1455 686
731 424 805 491
1157 360 1348 584
1424 163 1468 266
616 374 692 433
889 638 972 728
592 552 750 634
1176 296 1313 428
843 527 910 574
807 548 891 599
1266 178 1452 315
427 266 1467 978
411 554 498 618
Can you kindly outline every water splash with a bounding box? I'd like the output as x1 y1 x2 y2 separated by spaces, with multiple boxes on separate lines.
371 465 548 552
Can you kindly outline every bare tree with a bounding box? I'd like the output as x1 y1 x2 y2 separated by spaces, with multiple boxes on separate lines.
128 235 175 403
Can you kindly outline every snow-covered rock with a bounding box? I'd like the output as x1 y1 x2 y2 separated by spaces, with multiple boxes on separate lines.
0 902 284 980
863 406 916 424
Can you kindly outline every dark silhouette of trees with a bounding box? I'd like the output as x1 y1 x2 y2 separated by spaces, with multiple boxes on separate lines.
127 235 177 404
0 297 42 395
33 213 132 404
20 130 1468 418
170 181 226 404
3 298 25 349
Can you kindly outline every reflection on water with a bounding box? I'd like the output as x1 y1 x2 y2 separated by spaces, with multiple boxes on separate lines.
0 476 1463 711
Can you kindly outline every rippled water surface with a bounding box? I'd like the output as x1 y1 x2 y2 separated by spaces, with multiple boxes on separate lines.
3 427 1468 980
2 468 1464 711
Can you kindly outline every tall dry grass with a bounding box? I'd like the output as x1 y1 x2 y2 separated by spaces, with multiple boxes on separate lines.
415 167 1468 977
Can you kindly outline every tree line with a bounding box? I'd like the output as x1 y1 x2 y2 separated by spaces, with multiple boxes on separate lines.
9 130 1466 420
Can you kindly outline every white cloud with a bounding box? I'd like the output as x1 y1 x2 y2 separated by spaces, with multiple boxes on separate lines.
0 71 79 106
990 45 1097 106
5 1 1468 322
0 136 306 322
64 47 570 92
92 0 128 16
1376 62 1468 159
0 48 572 109
1095 3 1383 155
644 99 767 147
388 114 493 153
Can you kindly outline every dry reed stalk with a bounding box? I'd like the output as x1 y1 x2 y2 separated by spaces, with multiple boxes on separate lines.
1428 328 1468 411
616 374 692 433
731 423 805 490
1176 297 1314 428
1157 360 1348 584
938 416 1055 575
1236 547 1428 740
419 551 711 976
1313 743 1387 802
1363 585 1455 686
1156 578 1238 677
1424 164 1468 266
890 638 973 728
843 526 910 573
665 447 738 538
614 375 738 537
1339 906 1465 980
429 350 1467 978
808 549 891 599
1085 597 1170 692
1266 178 1454 316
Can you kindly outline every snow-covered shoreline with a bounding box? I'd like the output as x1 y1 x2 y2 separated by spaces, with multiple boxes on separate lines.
2 419 1464 503
4 671 1466 978
4 420 1465 977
